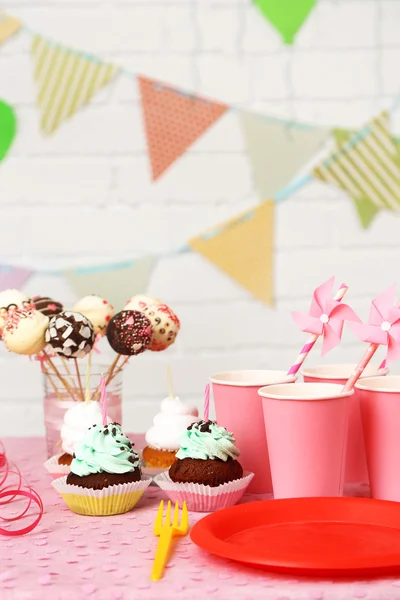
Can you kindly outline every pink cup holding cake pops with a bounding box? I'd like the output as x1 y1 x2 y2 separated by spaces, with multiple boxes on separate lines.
211 370 296 494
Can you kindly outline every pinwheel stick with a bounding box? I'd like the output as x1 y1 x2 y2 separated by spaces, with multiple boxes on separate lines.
287 283 348 376
343 297 400 393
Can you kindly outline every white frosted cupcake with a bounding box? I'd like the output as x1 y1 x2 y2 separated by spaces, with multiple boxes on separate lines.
44 401 111 477
142 396 198 468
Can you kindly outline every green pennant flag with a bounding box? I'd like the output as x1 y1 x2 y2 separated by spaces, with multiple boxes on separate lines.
253 0 316 44
0 100 16 162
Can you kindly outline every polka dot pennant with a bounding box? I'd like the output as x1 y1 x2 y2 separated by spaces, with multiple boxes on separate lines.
138 76 228 180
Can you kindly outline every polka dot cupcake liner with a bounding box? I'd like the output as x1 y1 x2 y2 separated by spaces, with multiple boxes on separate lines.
153 471 254 512
52 475 152 516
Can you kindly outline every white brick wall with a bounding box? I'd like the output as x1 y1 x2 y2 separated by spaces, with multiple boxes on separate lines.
1 0 400 436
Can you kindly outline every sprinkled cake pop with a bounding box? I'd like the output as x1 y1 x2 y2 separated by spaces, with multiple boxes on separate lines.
3 309 49 355
45 311 95 359
32 296 63 317
142 304 180 351
125 294 161 312
73 295 114 336
0 289 32 333
106 310 152 356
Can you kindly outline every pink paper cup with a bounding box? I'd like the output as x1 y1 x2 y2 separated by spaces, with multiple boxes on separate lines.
211 370 296 494
302 364 388 485
258 382 352 499
356 375 400 502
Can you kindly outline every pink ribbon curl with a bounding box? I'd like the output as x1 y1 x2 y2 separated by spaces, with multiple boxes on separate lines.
292 276 361 356
0 440 43 536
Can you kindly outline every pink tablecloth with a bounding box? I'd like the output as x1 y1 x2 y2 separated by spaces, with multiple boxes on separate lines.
1 437 400 600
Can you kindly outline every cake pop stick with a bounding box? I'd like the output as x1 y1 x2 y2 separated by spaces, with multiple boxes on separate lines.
42 363 65 403
42 350 80 402
166 363 174 399
74 358 84 402
106 356 130 385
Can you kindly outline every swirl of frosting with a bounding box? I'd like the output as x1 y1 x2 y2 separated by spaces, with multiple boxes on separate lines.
61 401 111 455
71 423 140 477
176 420 240 462
145 396 198 451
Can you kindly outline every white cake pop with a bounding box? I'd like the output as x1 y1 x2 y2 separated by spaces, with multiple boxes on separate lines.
73 295 114 336
0 289 32 334
3 309 49 355
125 295 161 312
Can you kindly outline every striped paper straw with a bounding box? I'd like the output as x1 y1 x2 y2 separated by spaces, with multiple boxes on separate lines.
203 383 210 421
287 283 348 376
100 375 107 426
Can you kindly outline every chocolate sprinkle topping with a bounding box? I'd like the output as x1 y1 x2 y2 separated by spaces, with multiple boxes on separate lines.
106 310 152 356
187 419 215 433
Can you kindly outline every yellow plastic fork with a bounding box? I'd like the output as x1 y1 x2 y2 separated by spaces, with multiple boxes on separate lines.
151 500 189 581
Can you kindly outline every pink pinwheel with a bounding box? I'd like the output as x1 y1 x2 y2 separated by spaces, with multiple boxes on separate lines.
348 285 400 366
292 277 361 355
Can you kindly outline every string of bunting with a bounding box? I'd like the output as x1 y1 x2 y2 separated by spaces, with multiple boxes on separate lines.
1 11 400 308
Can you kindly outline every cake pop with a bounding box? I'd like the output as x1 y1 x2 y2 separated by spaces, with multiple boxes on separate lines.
106 310 152 356
3 309 49 355
73 295 114 336
142 304 180 351
45 311 95 359
0 289 32 333
32 296 63 317
125 294 161 312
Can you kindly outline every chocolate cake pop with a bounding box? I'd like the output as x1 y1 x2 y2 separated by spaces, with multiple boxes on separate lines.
106 310 152 356
73 295 114 336
125 294 161 312
3 309 49 355
142 303 180 351
0 289 32 333
32 296 63 317
45 311 95 359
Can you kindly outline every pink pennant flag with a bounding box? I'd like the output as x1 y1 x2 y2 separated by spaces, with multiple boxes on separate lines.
292 276 361 356
0 266 33 291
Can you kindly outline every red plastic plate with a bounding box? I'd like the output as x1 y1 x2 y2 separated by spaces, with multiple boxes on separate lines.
190 497 400 576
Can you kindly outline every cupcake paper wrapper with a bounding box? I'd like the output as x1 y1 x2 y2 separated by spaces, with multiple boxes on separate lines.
44 454 71 479
153 471 254 512
52 475 152 516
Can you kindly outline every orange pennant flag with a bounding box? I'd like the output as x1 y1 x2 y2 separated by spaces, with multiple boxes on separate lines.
139 76 228 180
0 13 21 45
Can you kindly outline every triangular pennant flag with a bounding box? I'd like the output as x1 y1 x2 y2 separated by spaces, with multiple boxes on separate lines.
0 13 21 45
313 112 400 228
31 36 119 135
239 111 329 200
64 257 157 311
0 100 17 162
0 266 33 290
189 201 274 305
138 76 228 180
254 0 316 45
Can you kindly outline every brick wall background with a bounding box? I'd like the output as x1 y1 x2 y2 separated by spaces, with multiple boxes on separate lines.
1 0 400 436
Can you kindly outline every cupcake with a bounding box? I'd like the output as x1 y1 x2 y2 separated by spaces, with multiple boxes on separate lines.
52 423 151 515
154 420 254 512
142 396 198 469
44 401 111 477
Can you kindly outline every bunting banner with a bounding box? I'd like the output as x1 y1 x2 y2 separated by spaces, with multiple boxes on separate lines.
313 112 400 228
0 266 33 291
138 76 228 180
0 100 17 162
64 256 157 310
0 12 21 45
253 0 316 45
189 201 274 305
31 36 119 135
240 111 330 200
